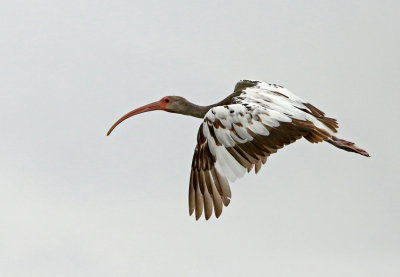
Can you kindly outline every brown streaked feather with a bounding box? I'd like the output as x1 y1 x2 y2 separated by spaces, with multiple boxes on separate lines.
189 171 195 215
319 117 338 132
212 168 231 205
190 125 233 219
261 156 268 164
208 125 222 147
304 103 325 117
303 103 338 133
226 147 253 170
232 144 257 164
210 177 223 217
202 179 213 220
270 90 289 98
234 141 263 161
195 175 204 220
201 169 210 192
255 160 262 174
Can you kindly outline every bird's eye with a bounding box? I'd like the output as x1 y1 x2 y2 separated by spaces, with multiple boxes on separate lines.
165 98 170 103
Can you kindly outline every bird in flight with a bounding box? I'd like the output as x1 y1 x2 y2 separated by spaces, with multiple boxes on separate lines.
107 80 369 220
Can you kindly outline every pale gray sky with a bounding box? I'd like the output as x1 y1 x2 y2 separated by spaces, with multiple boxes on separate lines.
1 1 399 276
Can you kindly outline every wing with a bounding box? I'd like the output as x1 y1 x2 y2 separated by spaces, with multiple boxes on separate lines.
189 80 338 220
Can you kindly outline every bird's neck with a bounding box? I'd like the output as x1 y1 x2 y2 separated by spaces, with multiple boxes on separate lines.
180 91 242 119
181 103 215 119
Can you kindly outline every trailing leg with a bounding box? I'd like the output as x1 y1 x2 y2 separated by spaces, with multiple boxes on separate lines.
325 136 370 157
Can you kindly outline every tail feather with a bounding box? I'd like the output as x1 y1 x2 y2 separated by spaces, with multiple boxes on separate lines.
325 136 370 157
319 117 338 132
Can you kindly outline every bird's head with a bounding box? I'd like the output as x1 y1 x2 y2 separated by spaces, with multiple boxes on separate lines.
107 96 189 136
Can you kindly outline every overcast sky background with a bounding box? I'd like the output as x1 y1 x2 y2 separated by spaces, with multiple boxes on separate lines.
1 1 399 276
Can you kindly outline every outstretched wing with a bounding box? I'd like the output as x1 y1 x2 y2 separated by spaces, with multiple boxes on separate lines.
189 80 338 220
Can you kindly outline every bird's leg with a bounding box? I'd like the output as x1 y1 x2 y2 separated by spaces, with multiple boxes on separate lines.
325 136 370 157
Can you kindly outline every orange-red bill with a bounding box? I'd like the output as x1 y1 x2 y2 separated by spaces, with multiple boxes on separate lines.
107 101 164 136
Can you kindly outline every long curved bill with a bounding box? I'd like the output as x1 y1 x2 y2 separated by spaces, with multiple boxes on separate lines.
107 100 163 136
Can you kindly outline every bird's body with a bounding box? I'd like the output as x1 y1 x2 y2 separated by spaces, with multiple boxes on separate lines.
108 80 369 220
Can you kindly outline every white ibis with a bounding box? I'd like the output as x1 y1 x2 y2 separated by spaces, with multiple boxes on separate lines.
107 80 369 220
